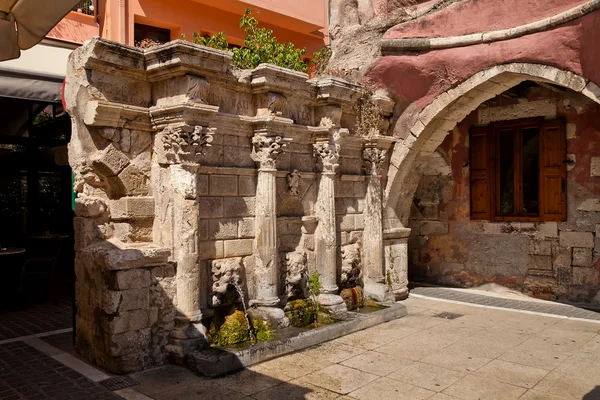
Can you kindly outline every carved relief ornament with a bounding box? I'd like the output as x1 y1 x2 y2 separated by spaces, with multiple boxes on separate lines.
251 134 290 169
362 147 387 176
161 125 215 164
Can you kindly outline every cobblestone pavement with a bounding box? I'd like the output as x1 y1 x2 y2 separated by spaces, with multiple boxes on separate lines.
0 341 121 400
411 286 600 321
0 298 72 340
129 296 600 400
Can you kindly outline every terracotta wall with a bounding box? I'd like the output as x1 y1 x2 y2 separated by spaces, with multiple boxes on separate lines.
408 84 600 305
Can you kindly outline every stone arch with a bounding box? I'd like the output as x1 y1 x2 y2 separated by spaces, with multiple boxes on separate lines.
383 63 600 230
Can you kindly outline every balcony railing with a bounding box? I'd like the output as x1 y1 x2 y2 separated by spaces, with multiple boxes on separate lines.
72 0 94 16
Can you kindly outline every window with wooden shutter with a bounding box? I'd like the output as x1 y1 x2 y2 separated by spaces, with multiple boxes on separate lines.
469 118 566 222
470 127 491 220
539 120 567 221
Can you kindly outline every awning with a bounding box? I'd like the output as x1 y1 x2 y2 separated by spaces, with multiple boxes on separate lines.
0 0 81 61
0 42 73 102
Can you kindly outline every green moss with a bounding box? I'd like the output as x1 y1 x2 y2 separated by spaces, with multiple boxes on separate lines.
209 309 250 346
285 299 316 327
252 319 274 342
316 305 336 325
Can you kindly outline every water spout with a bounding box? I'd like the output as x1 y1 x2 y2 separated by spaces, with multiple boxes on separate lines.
233 283 256 344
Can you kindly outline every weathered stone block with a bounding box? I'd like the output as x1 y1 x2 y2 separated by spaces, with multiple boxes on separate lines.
420 204 439 220
210 175 238 196
223 197 254 217
92 144 130 177
102 290 121 314
577 199 600 212
529 255 552 270
105 309 150 334
198 219 209 241
572 248 593 267
337 214 355 232
353 182 367 198
591 157 600 177
199 197 223 218
556 267 572 285
110 197 155 220
75 197 107 218
537 222 558 238
238 175 257 196
420 221 448 236
198 240 224 260
113 269 151 290
119 164 148 196
120 288 150 311
559 232 594 248
106 328 151 357
238 218 255 238
223 239 253 257
573 267 600 285
529 240 553 256
354 214 365 230
197 175 209 196
553 246 572 269
336 181 354 198
209 219 239 240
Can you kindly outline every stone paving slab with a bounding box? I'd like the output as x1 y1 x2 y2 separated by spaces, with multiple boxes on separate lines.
0 298 72 340
0 341 122 400
128 297 600 400
411 286 600 320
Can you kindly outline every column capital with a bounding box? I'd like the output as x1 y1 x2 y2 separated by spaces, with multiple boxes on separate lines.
161 124 215 165
313 128 347 174
362 136 395 176
251 133 290 170
362 147 387 176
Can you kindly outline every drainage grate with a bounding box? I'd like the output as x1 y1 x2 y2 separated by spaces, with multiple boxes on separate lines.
99 376 139 391
434 312 463 320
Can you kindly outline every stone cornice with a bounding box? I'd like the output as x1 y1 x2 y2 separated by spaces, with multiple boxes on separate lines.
83 100 153 131
381 0 600 54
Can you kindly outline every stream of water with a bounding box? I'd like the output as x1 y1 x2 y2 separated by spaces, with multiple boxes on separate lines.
233 283 257 344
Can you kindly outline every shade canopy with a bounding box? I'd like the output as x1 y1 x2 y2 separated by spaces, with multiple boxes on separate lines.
0 0 81 61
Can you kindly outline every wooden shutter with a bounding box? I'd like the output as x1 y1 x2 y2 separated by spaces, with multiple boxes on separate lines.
539 120 567 221
470 127 492 220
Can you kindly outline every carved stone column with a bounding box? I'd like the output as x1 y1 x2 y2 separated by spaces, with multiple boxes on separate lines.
313 130 347 316
249 133 290 327
362 137 396 302
162 124 215 355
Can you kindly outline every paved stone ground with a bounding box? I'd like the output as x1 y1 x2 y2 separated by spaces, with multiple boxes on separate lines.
411 286 600 321
0 341 121 400
128 296 600 400
0 298 72 340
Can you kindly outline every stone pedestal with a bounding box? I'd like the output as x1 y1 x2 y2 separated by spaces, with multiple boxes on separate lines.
384 228 411 300
314 131 347 315
362 139 396 302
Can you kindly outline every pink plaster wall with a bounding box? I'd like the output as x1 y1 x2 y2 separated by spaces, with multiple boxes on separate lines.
385 0 589 39
47 11 100 44
368 12 600 110
97 0 327 54
408 90 600 302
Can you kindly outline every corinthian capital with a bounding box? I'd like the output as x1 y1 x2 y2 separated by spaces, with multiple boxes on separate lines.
362 147 387 176
161 125 215 164
313 141 340 173
251 134 290 169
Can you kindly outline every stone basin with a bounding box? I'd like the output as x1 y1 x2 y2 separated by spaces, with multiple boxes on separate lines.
187 301 406 377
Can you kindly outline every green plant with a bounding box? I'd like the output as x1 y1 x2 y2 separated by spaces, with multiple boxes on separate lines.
308 271 322 325
354 86 383 139
231 9 308 72
190 31 229 51
311 46 332 76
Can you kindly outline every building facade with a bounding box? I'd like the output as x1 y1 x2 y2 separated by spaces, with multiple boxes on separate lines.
330 0 600 305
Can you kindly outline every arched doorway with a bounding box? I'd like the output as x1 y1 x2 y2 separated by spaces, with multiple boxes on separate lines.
383 64 600 304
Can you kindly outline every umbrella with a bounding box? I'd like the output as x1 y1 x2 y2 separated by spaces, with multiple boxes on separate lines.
0 0 82 61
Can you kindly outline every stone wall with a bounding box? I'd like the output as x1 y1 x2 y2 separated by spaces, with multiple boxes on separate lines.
65 38 402 373
408 83 600 305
